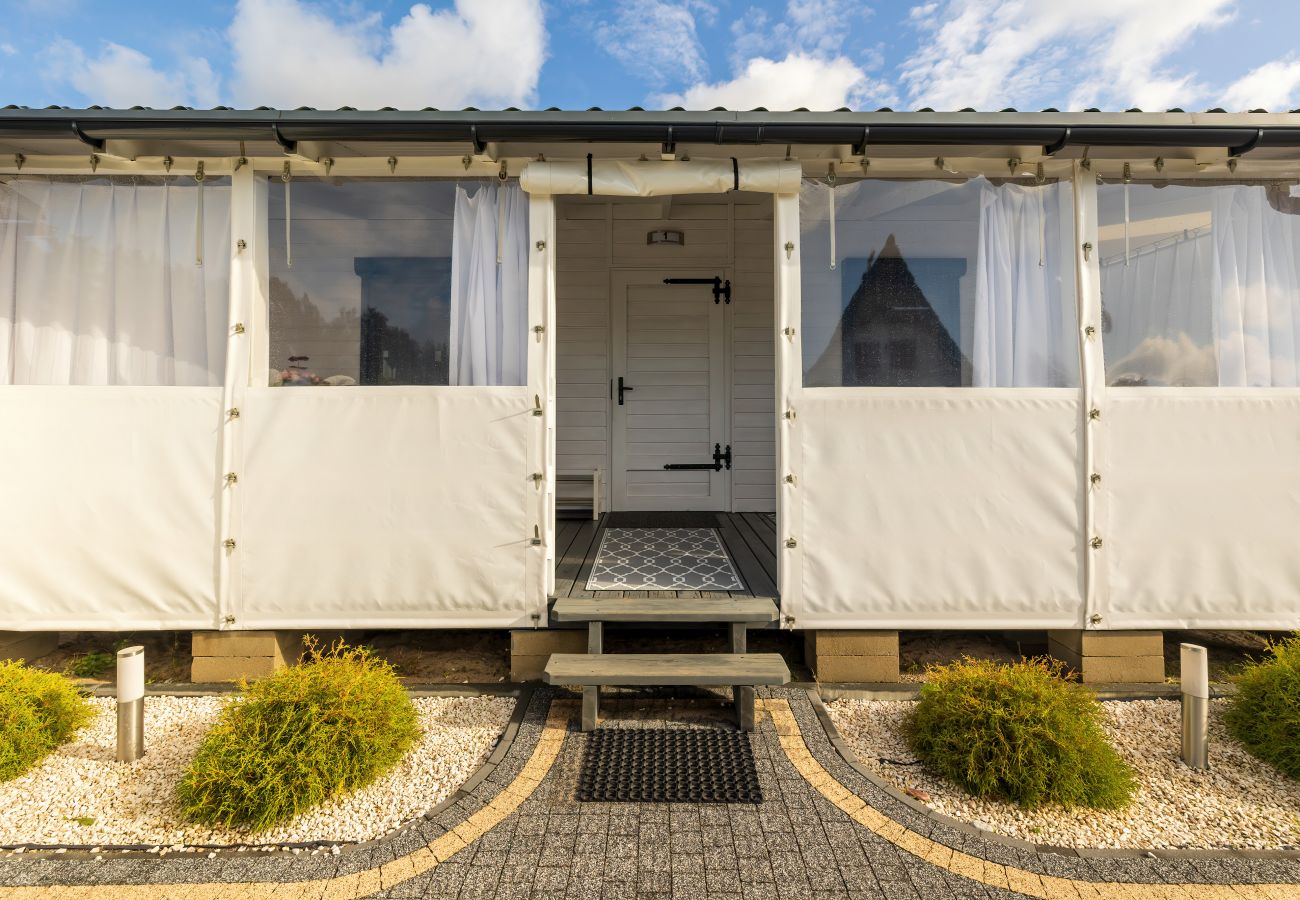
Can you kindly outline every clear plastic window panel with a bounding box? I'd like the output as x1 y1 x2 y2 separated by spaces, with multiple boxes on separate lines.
799 177 1079 388
267 177 528 387
1098 181 1300 387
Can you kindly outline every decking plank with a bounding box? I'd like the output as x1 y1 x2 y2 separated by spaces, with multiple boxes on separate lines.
552 596 778 624
734 513 779 587
717 514 776 597
556 517 602 599
544 652 790 686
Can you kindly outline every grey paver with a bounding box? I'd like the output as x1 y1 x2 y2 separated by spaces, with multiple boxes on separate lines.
2 687 1298 900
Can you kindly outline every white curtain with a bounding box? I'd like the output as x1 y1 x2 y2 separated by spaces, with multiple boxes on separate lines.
1100 230 1214 386
0 179 231 386
449 181 528 386
1212 186 1300 387
973 179 1077 387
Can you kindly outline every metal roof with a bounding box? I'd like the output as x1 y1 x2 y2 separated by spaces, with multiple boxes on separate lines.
1 107 1299 158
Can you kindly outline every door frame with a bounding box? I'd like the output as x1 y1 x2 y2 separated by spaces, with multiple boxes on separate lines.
610 266 733 511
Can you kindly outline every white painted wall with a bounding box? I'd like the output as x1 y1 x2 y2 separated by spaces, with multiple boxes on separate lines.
554 192 776 512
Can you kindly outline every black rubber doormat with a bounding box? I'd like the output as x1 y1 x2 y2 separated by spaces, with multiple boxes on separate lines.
577 728 762 803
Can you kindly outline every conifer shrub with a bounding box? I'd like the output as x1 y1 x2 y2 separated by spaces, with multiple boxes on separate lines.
0 660 93 782
1224 634 1300 779
907 657 1135 809
177 639 419 830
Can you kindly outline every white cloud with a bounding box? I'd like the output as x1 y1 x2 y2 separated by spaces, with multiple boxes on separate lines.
658 52 887 111
227 0 546 110
44 39 220 109
1221 56 1300 111
733 0 871 62
595 0 714 88
664 0 893 110
900 0 1233 112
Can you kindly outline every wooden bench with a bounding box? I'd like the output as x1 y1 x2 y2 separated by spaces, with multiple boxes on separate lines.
544 597 788 731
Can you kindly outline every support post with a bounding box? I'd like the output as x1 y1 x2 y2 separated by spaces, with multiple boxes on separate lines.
582 684 599 732
1181 643 1209 769
731 622 755 731
583 620 602 732
1047 629 1164 684
116 645 145 763
773 191 804 627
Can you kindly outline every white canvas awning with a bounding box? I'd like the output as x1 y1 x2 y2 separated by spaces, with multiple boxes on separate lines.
520 158 802 197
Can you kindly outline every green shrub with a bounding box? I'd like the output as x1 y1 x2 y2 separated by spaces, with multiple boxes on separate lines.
0 660 93 782
177 639 419 830
1224 634 1300 779
68 650 115 679
907 657 1135 809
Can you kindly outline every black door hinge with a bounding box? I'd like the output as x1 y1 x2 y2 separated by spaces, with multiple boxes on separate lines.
713 443 732 470
663 443 733 472
663 276 731 304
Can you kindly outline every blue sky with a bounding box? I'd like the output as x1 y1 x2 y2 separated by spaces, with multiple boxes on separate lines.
1 0 1299 112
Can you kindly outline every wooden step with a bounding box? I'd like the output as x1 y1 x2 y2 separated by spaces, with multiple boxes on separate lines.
551 596 778 624
544 652 790 687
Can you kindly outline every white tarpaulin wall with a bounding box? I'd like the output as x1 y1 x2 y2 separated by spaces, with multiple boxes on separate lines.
795 391 1083 628
234 388 534 628
781 166 1300 631
0 388 221 630
1103 392 1300 630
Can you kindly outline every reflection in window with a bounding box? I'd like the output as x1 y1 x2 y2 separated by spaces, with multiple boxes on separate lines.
1099 181 1300 387
800 178 1078 387
268 178 527 387
0 176 231 385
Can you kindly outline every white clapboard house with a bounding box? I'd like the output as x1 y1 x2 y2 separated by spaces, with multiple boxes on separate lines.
1 107 1297 686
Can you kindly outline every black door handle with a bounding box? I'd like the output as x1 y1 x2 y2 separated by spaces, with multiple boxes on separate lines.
617 377 634 405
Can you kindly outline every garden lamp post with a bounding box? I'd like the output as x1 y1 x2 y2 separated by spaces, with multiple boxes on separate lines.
116 645 145 763
1180 643 1209 770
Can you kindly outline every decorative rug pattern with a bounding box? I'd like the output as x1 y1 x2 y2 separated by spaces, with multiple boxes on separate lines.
585 527 745 591
577 728 762 803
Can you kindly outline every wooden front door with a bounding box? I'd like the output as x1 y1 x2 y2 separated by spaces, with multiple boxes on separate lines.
611 269 729 511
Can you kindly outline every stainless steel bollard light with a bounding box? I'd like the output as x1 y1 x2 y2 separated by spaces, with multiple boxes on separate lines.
116 645 145 763
1180 643 1209 770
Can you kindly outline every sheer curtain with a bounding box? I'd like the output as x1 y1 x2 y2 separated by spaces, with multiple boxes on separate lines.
1212 185 1300 387
449 181 528 386
973 179 1077 387
1100 230 1214 385
0 179 231 386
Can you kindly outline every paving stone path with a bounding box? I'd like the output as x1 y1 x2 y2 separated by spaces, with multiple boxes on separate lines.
0 687 1297 898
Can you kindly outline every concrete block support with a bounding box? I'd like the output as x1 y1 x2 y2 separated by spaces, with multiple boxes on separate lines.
0 632 58 663
510 629 586 682
804 630 900 683
1048 629 1165 684
191 631 308 683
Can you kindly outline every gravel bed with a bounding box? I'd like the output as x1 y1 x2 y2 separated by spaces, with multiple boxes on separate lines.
826 697 1300 850
0 694 514 847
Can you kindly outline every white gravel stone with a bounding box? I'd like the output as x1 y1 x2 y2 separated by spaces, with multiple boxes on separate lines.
0 694 514 847
826 697 1300 850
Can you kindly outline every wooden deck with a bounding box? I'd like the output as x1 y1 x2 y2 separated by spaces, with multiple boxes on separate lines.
551 512 778 600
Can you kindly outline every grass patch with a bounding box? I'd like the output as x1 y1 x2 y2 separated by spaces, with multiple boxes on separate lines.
0 660 93 782
1224 634 1300 779
67 650 115 679
907 657 1135 809
176 638 420 831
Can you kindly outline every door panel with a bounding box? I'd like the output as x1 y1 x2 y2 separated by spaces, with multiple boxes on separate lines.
612 270 728 511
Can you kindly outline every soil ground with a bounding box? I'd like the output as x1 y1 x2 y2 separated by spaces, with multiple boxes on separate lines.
23 626 1284 687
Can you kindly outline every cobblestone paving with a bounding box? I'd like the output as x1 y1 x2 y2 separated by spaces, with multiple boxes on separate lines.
0 687 1297 899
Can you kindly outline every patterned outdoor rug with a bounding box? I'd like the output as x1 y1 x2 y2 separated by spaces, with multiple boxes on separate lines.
585 527 745 591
